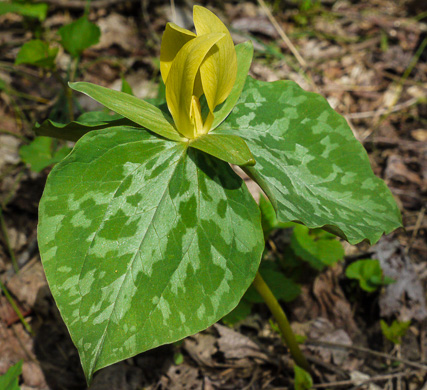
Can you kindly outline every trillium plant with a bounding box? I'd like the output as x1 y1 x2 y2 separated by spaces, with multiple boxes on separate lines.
37 6 402 384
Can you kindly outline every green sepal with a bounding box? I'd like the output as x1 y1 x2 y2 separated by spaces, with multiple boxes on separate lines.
190 133 255 166
69 82 184 142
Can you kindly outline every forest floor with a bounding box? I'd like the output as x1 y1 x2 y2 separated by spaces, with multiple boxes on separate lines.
0 0 426 389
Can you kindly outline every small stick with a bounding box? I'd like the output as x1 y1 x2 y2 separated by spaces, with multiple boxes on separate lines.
257 0 307 68
306 339 427 371
312 371 412 389
345 97 419 120
406 207 425 253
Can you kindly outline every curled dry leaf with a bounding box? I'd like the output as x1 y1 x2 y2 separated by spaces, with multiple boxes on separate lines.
374 235 427 321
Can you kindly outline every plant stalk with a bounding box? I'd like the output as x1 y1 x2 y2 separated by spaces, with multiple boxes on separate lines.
252 271 311 372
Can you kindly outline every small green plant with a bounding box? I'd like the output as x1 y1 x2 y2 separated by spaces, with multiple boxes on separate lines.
36 6 401 384
294 365 313 390
13 10 101 122
0 360 22 390
345 259 395 293
19 136 71 173
380 319 411 345
0 0 47 21
294 0 320 26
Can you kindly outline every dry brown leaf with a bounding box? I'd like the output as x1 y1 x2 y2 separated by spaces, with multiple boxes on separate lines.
374 235 427 321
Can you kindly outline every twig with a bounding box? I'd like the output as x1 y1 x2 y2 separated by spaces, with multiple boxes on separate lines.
306 339 427 371
42 0 138 9
256 0 307 68
312 371 413 389
170 0 176 24
306 355 348 379
0 207 19 273
406 207 425 253
345 97 420 120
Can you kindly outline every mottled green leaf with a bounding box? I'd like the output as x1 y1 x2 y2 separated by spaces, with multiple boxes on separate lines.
0 360 22 390
15 40 58 69
69 82 183 141
215 77 402 244
59 17 100 58
34 115 136 142
211 41 253 130
19 137 71 173
0 2 47 21
38 127 264 383
259 195 295 237
190 134 255 166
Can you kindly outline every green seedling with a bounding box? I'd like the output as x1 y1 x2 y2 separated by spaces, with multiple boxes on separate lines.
294 365 313 390
15 40 58 69
58 16 100 59
19 137 71 173
380 319 411 345
0 360 22 390
345 259 395 293
0 0 47 21
36 6 401 384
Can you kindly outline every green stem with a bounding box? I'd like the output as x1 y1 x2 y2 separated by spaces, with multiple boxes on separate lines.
0 280 34 335
252 271 311 372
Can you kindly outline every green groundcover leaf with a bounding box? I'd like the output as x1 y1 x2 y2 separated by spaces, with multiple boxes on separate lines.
291 224 344 270
38 127 264 383
0 360 22 390
15 40 58 69
215 77 402 245
380 319 410 344
19 136 71 173
59 16 100 58
0 2 47 21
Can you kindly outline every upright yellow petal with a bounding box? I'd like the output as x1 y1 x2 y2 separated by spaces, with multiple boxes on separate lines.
160 23 196 84
193 6 237 112
165 32 225 139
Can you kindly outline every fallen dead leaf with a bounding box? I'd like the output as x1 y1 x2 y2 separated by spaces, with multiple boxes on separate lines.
214 324 269 363
374 235 427 321
307 317 353 366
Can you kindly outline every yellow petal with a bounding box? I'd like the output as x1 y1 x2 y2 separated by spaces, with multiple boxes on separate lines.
160 23 196 84
166 32 225 139
193 6 237 112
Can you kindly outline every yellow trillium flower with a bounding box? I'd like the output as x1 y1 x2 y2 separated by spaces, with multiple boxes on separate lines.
160 6 237 140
